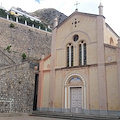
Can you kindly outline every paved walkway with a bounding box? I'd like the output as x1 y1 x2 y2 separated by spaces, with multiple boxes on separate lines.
0 116 67 120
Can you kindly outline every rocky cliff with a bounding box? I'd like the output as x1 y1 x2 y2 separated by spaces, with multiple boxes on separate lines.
30 8 67 27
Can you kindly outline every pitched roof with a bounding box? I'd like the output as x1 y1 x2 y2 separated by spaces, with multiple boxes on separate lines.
105 23 119 38
54 10 119 38
56 11 105 29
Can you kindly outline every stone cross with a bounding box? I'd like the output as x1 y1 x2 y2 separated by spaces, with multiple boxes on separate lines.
74 1 80 10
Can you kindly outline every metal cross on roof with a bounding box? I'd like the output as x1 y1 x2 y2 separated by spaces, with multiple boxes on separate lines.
74 1 80 10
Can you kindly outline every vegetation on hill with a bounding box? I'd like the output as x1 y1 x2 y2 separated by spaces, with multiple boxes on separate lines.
0 8 52 32
0 7 67 30
0 8 7 18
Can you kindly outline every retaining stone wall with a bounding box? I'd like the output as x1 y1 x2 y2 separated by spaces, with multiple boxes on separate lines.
0 17 52 60
0 62 35 113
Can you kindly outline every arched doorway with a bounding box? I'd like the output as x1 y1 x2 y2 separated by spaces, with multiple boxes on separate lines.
64 74 86 113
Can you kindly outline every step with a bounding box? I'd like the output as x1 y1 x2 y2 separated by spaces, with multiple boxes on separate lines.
30 111 120 120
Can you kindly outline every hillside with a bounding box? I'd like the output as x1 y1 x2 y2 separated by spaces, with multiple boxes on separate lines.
30 8 67 27
16 7 29 14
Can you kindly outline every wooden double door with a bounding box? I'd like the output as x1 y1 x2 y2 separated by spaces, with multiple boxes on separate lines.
70 87 82 113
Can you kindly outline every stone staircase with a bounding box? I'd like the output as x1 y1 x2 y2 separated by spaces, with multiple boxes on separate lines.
31 111 120 120
0 48 15 67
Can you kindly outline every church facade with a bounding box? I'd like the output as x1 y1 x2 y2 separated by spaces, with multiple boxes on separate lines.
37 3 120 115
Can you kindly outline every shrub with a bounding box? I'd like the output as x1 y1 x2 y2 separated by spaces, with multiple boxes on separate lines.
18 15 26 24
47 28 52 32
10 23 15 28
6 45 12 52
0 9 7 18
9 14 16 21
22 53 26 60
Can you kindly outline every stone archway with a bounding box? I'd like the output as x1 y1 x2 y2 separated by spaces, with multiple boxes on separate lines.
64 73 86 113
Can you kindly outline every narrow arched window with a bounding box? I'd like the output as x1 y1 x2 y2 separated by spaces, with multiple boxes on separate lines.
67 43 74 67
110 37 114 45
84 43 87 65
71 46 73 66
79 41 87 66
67 46 69 67
79 44 82 65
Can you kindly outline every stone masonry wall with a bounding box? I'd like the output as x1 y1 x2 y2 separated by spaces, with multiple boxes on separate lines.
0 17 51 113
0 62 35 113
0 17 52 60
0 47 23 66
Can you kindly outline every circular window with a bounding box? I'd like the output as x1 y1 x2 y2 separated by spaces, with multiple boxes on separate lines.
73 35 79 41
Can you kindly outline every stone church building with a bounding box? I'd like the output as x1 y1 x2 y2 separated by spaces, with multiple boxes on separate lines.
37 3 120 115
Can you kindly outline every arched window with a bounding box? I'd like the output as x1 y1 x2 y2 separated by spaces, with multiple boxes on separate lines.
110 37 114 45
67 43 74 67
69 77 81 84
79 41 87 66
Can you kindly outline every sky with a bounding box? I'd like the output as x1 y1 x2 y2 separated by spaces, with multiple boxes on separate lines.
0 0 120 35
